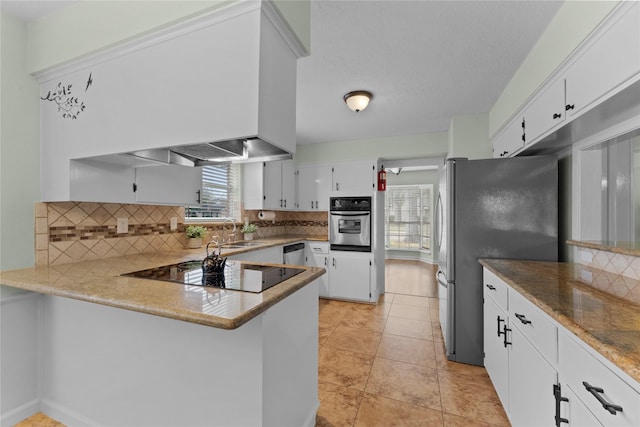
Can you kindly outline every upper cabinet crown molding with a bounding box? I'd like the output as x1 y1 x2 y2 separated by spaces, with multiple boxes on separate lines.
33 0 306 84
491 1 640 158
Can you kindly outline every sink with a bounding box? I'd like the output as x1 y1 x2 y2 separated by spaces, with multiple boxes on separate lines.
220 241 264 249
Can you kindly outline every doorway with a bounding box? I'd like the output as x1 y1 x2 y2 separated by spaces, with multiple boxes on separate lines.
381 157 443 297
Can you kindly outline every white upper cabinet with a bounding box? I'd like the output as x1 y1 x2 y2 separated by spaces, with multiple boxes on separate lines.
332 160 376 195
38 3 299 202
134 165 202 206
242 160 296 210
297 164 331 210
491 2 640 157
493 116 524 158
522 78 566 145
69 156 201 205
564 3 640 118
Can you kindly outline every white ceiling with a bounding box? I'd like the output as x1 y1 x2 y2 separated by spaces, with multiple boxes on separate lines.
1 0 563 145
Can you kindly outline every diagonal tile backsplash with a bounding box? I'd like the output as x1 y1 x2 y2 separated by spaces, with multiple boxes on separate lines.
35 202 328 266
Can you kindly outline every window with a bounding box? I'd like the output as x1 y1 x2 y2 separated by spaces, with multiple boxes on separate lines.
186 164 240 220
385 184 432 251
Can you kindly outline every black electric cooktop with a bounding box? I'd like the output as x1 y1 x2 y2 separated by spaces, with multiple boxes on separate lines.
122 260 304 293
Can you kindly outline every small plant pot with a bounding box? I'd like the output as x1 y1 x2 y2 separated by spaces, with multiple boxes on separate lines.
187 237 202 249
244 233 254 241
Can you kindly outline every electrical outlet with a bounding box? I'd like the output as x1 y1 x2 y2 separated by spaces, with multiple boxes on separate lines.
117 217 128 234
170 217 178 230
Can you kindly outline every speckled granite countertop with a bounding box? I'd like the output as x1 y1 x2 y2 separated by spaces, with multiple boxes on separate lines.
480 259 640 384
0 236 325 330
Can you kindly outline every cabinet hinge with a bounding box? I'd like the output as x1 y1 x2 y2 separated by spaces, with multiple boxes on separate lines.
369 260 372 266
331 167 334 173
263 196 266 200
132 183 137 193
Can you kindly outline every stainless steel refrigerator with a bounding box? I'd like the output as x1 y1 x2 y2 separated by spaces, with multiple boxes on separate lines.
435 156 557 366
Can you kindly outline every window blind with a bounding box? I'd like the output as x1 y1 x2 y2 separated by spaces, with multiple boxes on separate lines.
186 164 240 220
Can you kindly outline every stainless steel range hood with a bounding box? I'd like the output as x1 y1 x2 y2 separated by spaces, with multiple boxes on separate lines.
125 137 292 167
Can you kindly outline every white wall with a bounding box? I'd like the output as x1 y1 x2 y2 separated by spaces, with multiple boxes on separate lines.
448 113 491 160
0 11 42 425
295 132 448 163
1 13 40 272
489 1 618 137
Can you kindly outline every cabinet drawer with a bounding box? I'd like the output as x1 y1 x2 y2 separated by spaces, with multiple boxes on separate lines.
483 269 508 311
307 242 329 254
560 332 640 427
509 289 557 364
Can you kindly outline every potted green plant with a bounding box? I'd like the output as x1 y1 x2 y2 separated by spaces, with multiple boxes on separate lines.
241 223 259 240
186 225 206 249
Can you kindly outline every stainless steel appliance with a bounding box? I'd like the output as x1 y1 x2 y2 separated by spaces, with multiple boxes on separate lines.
283 242 305 265
436 157 557 366
329 196 372 252
122 260 304 293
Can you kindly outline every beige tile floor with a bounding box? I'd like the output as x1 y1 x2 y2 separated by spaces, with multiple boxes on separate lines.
15 261 508 427
316 260 510 426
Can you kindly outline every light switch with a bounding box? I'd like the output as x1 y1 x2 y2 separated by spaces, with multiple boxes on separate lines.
117 217 128 234
170 217 178 230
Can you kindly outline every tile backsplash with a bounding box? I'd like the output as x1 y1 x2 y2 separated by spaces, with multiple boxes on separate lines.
35 202 327 266
575 247 640 305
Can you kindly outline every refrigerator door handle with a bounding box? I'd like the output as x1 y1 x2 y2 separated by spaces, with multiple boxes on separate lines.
446 281 455 356
436 193 443 250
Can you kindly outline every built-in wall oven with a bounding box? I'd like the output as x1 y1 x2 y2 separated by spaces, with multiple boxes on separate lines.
329 196 371 252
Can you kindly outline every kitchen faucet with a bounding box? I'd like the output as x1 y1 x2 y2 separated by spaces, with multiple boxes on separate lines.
223 219 236 243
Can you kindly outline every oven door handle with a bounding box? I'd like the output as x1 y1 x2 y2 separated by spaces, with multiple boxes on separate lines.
330 211 370 216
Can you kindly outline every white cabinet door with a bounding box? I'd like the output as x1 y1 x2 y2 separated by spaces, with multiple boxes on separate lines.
263 161 282 210
307 253 329 297
492 117 524 158
563 384 603 427
135 165 202 205
508 325 558 427
523 77 566 145
281 160 297 210
70 158 136 203
242 160 297 210
306 242 330 297
484 296 510 412
330 252 371 301
298 164 331 210
242 162 265 210
332 161 375 194
565 3 640 118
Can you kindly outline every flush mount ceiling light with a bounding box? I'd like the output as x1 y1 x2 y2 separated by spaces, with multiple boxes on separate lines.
343 90 373 112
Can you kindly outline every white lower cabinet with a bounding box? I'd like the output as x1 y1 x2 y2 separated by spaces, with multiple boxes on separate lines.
305 242 330 297
329 252 372 302
561 383 603 426
305 243 374 302
483 266 640 427
483 295 509 410
559 330 640 427
508 325 557 426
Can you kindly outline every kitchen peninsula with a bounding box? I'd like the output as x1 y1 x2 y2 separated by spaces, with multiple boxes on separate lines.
1 244 325 427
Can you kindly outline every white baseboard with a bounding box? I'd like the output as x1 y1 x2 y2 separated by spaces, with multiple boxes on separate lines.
40 399 96 427
0 398 39 427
